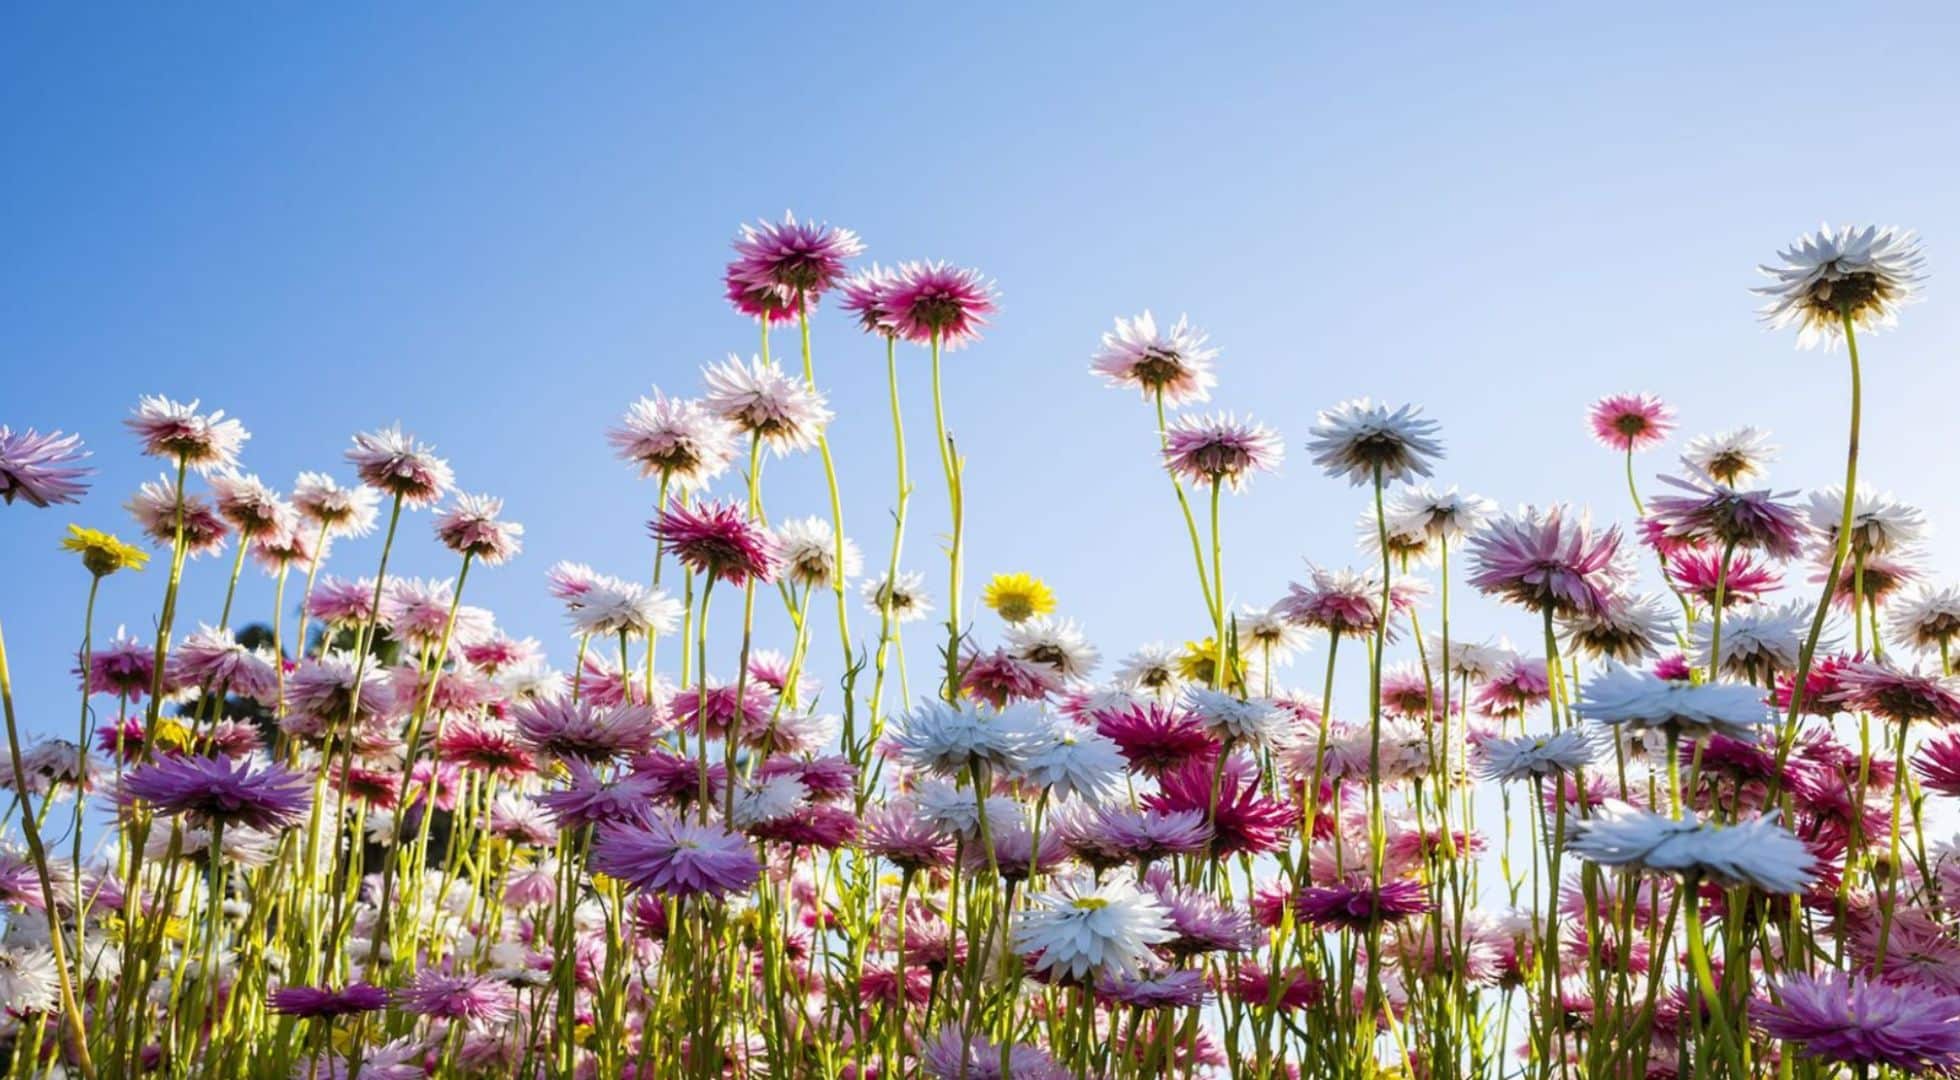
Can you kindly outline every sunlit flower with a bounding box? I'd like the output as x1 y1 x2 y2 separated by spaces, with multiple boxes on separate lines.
1690 598 1817 681
126 396 248 472
1297 879 1430 931
1005 616 1100 682
122 754 311 831
1831 660 1960 725
1587 393 1674 453
1162 411 1284 491
885 700 1036 775
1756 223 1926 348
775 516 862 590
982 571 1056 624
0 426 91 507
393 971 517 1027
882 260 998 348
1567 799 1813 893
61 525 148 577
1681 427 1776 487
1305 399 1443 487
168 625 280 706
590 809 761 900
727 211 863 299
1012 873 1174 982
1572 663 1772 739
652 498 778 586
1647 472 1808 559
1890 584 1960 655
1474 729 1597 783
435 493 524 566
1806 486 1927 557
1110 644 1185 697
1392 485 1495 543
292 471 380 537
1013 714 1125 803
1278 565 1420 640
701 354 833 456
1665 548 1781 609
1557 592 1673 662
1146 754 1291 856
863 569 932 623
835 263 897 335
127 476 228 556
1758 972 1960 1073
1467 505 1630 618
346 425 454 508
1089 311 1219 406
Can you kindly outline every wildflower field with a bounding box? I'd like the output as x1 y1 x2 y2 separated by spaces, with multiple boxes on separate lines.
0 218 1951 1079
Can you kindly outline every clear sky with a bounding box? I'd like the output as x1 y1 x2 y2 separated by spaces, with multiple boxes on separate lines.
6 3 1960 739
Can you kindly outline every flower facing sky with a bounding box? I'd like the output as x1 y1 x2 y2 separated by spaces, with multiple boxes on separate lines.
1011 873 1174 983
1587 393 1675 453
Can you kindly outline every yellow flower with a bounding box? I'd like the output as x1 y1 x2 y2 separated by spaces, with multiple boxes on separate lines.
982 572 1055 624
61 525 149 577
1175 638 1220 685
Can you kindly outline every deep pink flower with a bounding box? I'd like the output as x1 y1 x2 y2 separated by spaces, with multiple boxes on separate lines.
1092 701 1216 777
590 810 761 900
1774 652 1860 717
1161 412 1284 491
393 971 516 1027
880 260 997 349
1915 731 1960 797
1146 754 1292 857
1652 652 1692 682
836 264 897 335
79 632 158 701
652 498 778 586
727 212 863 301
437 717 536 778
1758 972 1960 1073
751 803 859 851
1224 967 1323 1011
670 681 773 742
1587 393 1675 453
1467 505 1629 617
722 263 800 325
121 754 311 831
959 647 1059 707
1666 548 1781 608
862 800 956 872
0 426 91 507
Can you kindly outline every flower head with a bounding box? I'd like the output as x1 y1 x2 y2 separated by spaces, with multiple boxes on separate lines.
0 427 91 507
126 396 248 473
291 472 380 537
1831 660 1960 725
1012 873 1174 982
775 516 862 590
1682 426 1777 486
127 476 229 556
1567 799 1813 893
1890 584 1960 655
1756 223 1926 348
652 498 778 586
346 426 454 508
835 263 898 335
1571 664 1773 739
61 525 148 577
881 260 997 348
606 389 740 492
434 493 524 565
885 700 1036 775
268 982 389 1019
1806 486 1927 557
1090 311 1219 406
863 570 932 623
701 354 832 457
1391 485 1495 543
1474 729 1597 783
1305 399 1443 487
393 971 516 1027
1647 473 1808 559
983 572 1056 624
1162 412 1284 491
1467 505 1630 617
727 211 863 299
1758 972 1960 1073
590 809 761 900
1297 879 1430 931
122 754 311 831
1588 393 1675 453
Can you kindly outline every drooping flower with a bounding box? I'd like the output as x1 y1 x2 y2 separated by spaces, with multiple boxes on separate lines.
1566 799 1813 894
1467 505 1630 618
1305 399 1443 487
881 260 998 348
1681 426 1777 486
701 354 833 456
589 809 762 900
125 396 248 473
1161 412 1284 491
652 498 778 586
1571 664 1772 739
434 493 524 566
607 389 740 491
1758 971 1960 1073
1089 311 1219 406
982 572 1056 624
0 426 91 507
727 211 864 301
1755 223 1926 348
121 754 312 831
1587 393 1675 453
1011 873 1174 982
345 425 454 508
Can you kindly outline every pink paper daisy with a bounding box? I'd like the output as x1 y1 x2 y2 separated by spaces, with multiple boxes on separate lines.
589 809 762 900
125 396 248 473
0 426 91 507
881 260 997 349
652 497 779 586
1586 392 1674 452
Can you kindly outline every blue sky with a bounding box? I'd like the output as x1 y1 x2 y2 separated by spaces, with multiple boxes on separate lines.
6 4 1960 738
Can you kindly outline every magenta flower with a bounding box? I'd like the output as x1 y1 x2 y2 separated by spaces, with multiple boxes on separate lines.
1161 412 1284 491
881 260 997 348
268 982 389 1019
1276 565 1421 641
1587 393 1674 453
345 425 454 508
535 760 661 828
1091 701 1215 777
1758 972 1960 1073
836 264 897 335
125 396 248 473
1146 754 1292 857
1832 661 1960 725
723 263 800 325
166 626 280 706
512 697 660 763
652 497 778 586
78 631 157 700
436 717 536 779
393 971 517 1027
434 493 524 565
121 754 311 831
1914 730 1960 797
1296 878 1430 931
1467 504 1629 617
727 212 864 301
1647 474 1808 559
1665 548 1781 608
0 426 91 507
589 810 762 900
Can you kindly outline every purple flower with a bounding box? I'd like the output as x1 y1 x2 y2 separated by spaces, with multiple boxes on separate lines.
881 261 997 349
1647 474 1809 559
651 498 779 587
393 971 516 1027
0 426 91 507
534 760 661 828
836 264 897 335
268 982 389 1018
589 809 761 900
1296 878 1430 931
1758 972 1960 1073
1098 969 1210 1009
121 754 311 831
726 212 864 301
